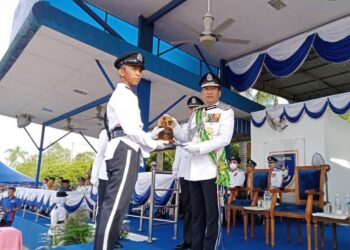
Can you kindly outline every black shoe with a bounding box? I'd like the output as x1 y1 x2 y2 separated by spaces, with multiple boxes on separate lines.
175 241 191 249
114 241 123 249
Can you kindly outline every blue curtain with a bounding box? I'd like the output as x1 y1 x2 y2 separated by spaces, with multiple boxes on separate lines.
265 34 314 77
64 197 85 213
314 34 350 63
251 114 267 128
328 98 350 114
304 102 328 119
283 106 305 123
226 54 265 92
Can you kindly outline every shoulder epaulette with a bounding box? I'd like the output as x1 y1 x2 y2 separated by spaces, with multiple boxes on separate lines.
217 102 231 111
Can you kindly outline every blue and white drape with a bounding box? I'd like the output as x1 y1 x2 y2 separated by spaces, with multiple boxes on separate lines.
1 187 97 214
132 172 175 206
251 92 350 127
226 16 350 92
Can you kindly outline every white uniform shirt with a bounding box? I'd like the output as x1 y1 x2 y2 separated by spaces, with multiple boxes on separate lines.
50 204 67 225
172 124 191 178
174 102 234 181
104 83 158 162
76 186 89 192
271 168 283 188
90 129 108 184
229 169 245 188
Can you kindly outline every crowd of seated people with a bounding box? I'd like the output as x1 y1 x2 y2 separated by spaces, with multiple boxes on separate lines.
41 176 92 193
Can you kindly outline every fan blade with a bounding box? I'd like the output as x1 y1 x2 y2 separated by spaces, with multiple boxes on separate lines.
179 20 201 35
172 39 197 45
213 18 235 34
219 37 250 44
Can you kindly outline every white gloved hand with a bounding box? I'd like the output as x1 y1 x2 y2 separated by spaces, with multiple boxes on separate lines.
151 126 164 139
90 177 98 186
183 143 200 154
155 140 170 150
172 171 178 179
171 117 180 129
92 184 98 195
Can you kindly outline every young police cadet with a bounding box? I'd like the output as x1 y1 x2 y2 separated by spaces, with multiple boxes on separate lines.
93 52 167 250
172 73 234 250
172 96 204 250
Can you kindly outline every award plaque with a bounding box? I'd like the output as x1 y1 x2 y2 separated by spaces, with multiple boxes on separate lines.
157 114 175 143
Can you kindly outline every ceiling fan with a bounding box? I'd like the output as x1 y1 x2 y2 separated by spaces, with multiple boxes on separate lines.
172 0 250 50
61 118 87 131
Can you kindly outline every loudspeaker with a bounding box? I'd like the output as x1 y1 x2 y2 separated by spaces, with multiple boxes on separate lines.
17 114 31 128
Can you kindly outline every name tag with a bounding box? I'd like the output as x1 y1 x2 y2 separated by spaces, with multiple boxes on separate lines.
206 113 221 122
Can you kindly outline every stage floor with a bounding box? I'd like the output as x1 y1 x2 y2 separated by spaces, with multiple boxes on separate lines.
12 212 350 250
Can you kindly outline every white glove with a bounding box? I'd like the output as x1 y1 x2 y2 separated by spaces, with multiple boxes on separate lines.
151 126 164 139
183 143 200 154
172 171 178 179
155 140 170 150
90 176 98 186
92 184 98 195
171 117 180 129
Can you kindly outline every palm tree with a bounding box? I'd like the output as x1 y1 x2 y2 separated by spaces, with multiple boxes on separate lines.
5 146 28 168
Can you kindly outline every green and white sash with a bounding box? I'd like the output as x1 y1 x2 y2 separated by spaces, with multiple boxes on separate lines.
195 108 230 187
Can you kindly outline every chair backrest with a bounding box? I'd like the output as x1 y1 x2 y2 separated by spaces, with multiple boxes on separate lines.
295 165 330 207
250 168 272 190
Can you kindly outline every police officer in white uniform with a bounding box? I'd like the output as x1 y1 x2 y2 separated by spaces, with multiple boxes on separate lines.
173 96 204 250
76 177 88 192
50 191 68 225
228 157 245 188
93 52 167 250
172 73 234 250
268 156 283 188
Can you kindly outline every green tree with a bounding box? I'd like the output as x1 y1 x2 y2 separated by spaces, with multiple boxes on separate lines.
229 142 239 158
16 154 38 178
253 90 279 107
74 151 95 162
5 145 28 167
146 149 175 171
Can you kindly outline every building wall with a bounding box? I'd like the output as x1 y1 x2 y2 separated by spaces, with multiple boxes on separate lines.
324 111 350 207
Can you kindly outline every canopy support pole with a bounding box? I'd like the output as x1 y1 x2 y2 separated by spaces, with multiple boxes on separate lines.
35 125 46 187
78 131 97 153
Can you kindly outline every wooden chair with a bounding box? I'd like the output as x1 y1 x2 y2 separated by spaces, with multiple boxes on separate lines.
270 165 330 250
227 168 271 234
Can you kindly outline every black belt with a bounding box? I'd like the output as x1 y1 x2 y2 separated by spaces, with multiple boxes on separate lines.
110 127 125 139
57 220 64 224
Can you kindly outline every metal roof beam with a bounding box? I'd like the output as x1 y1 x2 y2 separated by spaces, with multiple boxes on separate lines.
146 0 186 24
73 0 123 40
295 81 350 99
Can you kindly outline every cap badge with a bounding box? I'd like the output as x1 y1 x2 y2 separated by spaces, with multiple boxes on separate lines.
206 73 213 81
137 53 143 62
191 97 196 104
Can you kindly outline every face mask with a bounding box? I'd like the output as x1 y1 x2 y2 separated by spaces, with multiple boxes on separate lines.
230 163 237 170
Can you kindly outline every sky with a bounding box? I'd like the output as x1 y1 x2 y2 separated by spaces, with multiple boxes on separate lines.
0 0 98 164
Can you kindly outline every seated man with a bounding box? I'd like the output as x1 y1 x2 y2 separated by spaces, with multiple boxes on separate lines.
268 156 283 188
76 176 88 192
228 156 245 188
59 180 73 192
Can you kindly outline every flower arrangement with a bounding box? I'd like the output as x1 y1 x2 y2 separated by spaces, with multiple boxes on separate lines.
119 223 130 240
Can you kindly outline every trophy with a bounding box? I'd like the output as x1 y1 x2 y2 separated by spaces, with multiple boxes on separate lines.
156 114 175 143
